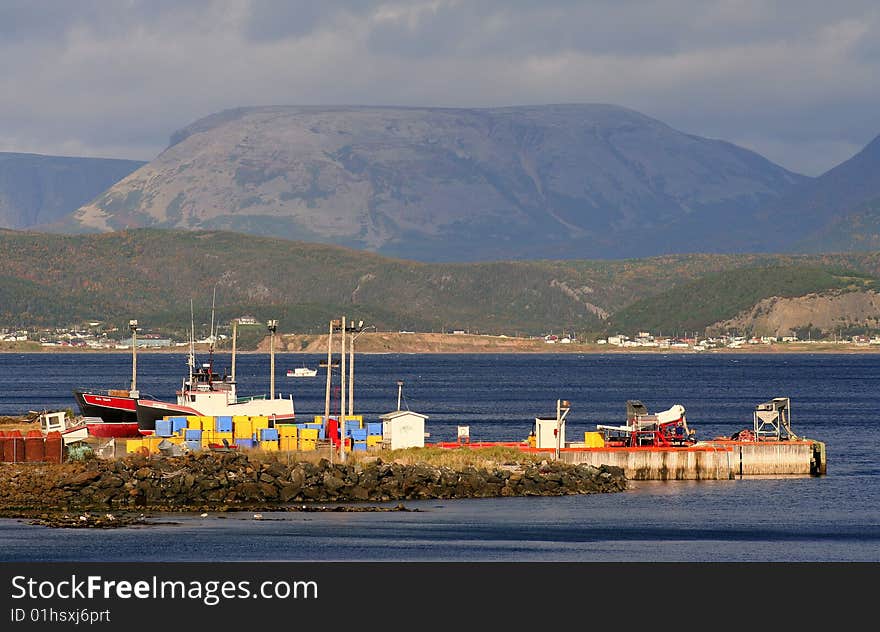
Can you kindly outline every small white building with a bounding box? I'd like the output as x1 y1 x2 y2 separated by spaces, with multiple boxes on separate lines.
380 410 429 450
534 416 565 449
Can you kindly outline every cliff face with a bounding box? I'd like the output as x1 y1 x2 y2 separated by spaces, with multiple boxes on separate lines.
59 104 806 262
710 290 880 337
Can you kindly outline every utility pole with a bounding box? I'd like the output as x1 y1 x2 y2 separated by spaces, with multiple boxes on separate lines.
339 316 347 462
267 320 277 399
397 380 404 411
231 319 237 381
324 320 337 424
348 320 368 417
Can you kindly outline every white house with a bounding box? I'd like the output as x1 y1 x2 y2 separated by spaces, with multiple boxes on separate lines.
380 410 429 450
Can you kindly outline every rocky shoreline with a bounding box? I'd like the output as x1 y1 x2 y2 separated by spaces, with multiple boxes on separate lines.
0 451 628 528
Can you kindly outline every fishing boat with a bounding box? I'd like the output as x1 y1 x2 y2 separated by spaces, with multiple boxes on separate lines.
287 366 317 378
135 308 295 434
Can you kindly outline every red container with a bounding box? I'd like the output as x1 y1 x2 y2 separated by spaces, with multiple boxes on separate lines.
3 430 24 463
0 431 7 462
25 430 45 462
44 431 63 464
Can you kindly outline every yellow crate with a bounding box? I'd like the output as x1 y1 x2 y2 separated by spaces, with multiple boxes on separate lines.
125 439 144 453
299 428 319 440
313 415 325 424
233 419 254 439
366 435 384 447
185 417 202 430
276 424 298 439
200 416 216 432
298 439 317 451
142 436 165 454
583 431 605 448
251 416 270 430
279 437 298 452
260 440 279 452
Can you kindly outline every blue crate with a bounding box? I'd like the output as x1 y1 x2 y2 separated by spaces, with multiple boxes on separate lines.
184 428 202 441
171 417 189 434
366 423 383 436
235 438 256 450
185 440 202 452
216 416 233 432
259 428 279 441
352 442 367 452
350 429 367 441
155 419 174 437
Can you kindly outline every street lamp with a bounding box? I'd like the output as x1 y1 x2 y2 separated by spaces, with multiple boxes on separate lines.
129 319 139 397
348 321 374 417
267 320 278 400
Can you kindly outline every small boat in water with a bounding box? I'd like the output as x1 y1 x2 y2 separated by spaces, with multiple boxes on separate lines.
287 366 317 378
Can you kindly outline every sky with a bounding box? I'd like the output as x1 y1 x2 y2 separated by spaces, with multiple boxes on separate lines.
1 0 878 177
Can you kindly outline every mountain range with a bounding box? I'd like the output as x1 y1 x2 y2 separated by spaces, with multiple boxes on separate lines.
1 103 878 263
0 152 144 229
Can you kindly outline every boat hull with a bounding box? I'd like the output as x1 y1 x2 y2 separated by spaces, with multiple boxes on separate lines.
73 390 142 437
82 419 142 438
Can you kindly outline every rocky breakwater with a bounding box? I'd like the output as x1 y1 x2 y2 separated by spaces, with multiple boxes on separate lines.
0 452 627 526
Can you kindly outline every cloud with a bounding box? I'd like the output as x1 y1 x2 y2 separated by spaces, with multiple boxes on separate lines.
0 0 877 174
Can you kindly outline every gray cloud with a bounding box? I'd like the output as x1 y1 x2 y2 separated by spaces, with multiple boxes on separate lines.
0 0 877 175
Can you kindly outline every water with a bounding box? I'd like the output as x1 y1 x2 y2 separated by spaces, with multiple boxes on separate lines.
1 352 878 562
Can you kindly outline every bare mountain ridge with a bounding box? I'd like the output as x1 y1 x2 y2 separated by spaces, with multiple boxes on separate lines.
53 104 808 261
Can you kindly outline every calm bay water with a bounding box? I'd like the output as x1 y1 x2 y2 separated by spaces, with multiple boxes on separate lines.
1 351 878 562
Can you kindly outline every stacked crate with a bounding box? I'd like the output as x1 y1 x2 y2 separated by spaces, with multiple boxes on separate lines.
343 415 364 430
257 427 279 451
298 427 319 451
233 416 254 445
277 424 298 452
366 422 384 449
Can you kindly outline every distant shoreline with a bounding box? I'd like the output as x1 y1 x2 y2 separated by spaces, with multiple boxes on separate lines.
2 334 880 356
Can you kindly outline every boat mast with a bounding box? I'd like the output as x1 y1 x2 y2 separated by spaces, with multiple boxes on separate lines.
208 286 216 381
188 299 195 388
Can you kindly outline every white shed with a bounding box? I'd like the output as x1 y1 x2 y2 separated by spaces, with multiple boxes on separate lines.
380 410 429 450
534 416 565 449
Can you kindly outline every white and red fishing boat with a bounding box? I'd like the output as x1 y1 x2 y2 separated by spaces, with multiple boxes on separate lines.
72 389 142 437
135 362 295 434
135 308 294 434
